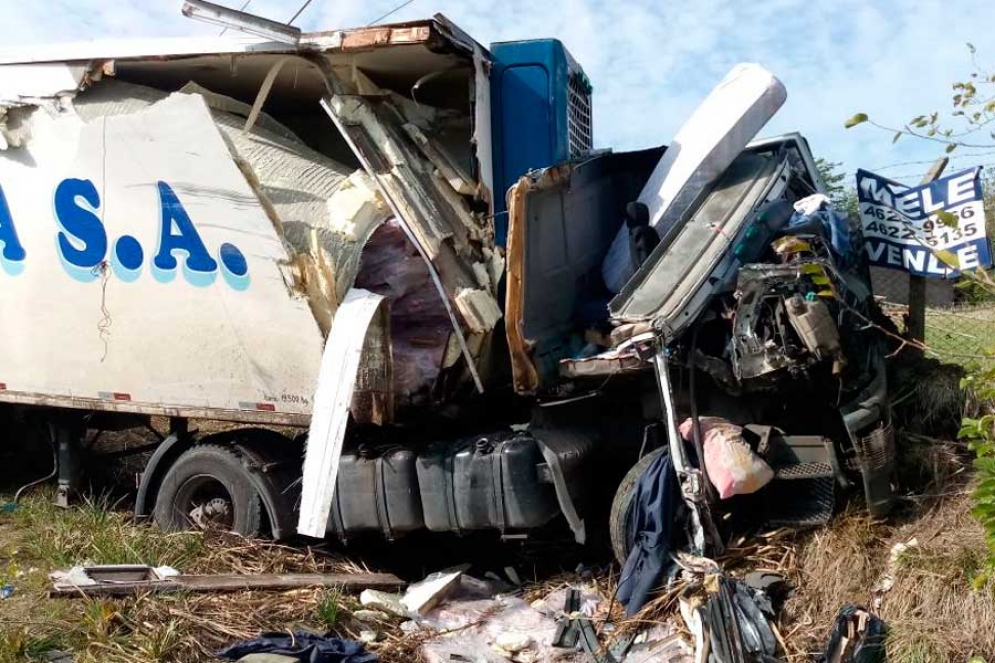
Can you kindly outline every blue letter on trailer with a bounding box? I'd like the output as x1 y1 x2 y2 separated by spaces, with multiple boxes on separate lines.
54 178 108 280
0 182 26 275
152 182 217 285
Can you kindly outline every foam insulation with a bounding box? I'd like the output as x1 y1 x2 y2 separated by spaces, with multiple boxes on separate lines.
454 287 503 334
326 89 501 340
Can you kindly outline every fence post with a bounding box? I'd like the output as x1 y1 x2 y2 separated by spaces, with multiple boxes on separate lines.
907 157 949 350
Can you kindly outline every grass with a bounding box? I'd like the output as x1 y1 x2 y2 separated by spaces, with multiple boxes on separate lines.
14 494 206 570
0 489 370 663
316 589 345 628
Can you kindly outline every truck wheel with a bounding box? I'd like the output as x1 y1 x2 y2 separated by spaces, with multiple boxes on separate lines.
609 447 666 566
153 445 263 536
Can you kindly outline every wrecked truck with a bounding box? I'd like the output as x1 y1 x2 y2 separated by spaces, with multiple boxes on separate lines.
0 7 893 555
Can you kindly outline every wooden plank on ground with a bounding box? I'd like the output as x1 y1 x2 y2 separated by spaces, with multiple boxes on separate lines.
50 572 405 598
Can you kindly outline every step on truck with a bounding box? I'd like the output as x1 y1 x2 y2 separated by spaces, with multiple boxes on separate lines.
0 4 894 558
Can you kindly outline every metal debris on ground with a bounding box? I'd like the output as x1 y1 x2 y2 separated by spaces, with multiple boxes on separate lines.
818 605 886 663
619 623 693 663
675 556 782 663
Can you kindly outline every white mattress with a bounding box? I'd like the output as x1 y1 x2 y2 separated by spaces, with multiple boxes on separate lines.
602 63 786 293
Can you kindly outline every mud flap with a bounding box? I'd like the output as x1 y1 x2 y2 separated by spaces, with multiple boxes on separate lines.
532 428 597 544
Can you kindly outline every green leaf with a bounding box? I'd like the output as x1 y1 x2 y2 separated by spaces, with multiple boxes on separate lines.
946 142 958 153
936 209 959 226
844 113 869 129
968 42 976 54
892 131 902 143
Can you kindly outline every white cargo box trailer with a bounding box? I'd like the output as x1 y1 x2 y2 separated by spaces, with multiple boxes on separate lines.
0 14 508 538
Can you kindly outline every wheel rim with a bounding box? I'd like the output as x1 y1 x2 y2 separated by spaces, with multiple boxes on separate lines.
172 474 236 531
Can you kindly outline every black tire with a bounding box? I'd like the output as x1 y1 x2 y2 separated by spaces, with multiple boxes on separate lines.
609 447 667 566
153 444 262 536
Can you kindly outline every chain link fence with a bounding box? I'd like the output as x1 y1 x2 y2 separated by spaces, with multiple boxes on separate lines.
869 265 995 364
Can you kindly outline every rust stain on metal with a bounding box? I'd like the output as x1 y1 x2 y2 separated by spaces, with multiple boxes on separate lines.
340 26 432 51
504 177 540 395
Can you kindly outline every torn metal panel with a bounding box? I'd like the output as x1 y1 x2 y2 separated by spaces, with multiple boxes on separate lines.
338 25 432 51
454 287 503 334
0 63 89 149
71 78 382 334
0 19 445 65
320 71 500 390
298 288 387 538
504 174 541 394
320 96 484 394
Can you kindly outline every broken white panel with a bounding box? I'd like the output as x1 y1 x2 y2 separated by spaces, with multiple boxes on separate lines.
0 63 87 107
73 79 367 330
0 35 285 66
298 288 387 538
0 93 324 415
602 63 786 293
472 45 495 211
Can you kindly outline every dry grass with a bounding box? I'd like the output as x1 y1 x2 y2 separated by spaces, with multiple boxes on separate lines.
0 491 393 663
782 489 995 663
778 424 995 663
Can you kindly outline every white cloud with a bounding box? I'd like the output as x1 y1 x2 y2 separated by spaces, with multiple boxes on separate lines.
2 0 995 182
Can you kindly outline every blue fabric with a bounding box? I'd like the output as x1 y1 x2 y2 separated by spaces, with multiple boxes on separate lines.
216 632 377 663
616 450 680 616
788 205 855 268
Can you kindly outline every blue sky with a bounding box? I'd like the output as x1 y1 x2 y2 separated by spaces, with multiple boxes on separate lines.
2 0 995 185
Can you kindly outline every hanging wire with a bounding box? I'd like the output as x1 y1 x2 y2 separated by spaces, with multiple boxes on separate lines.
287 0 316 25
367 0 418 26
219 0 253 35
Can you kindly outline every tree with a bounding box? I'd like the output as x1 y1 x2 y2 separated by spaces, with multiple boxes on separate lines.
815 157 858 220
845 43 995 154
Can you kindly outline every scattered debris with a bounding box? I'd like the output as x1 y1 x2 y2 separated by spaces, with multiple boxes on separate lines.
818 605 886 663
360 589 409 617
504 566 523 587
352 609 391 624
871 537 919 604
216 631 377 663
50 565 403 598
493 632 533 653
0 584 14 599
676 558 781 663
401 567 465 615
620 623 693 663
412 576 606 663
